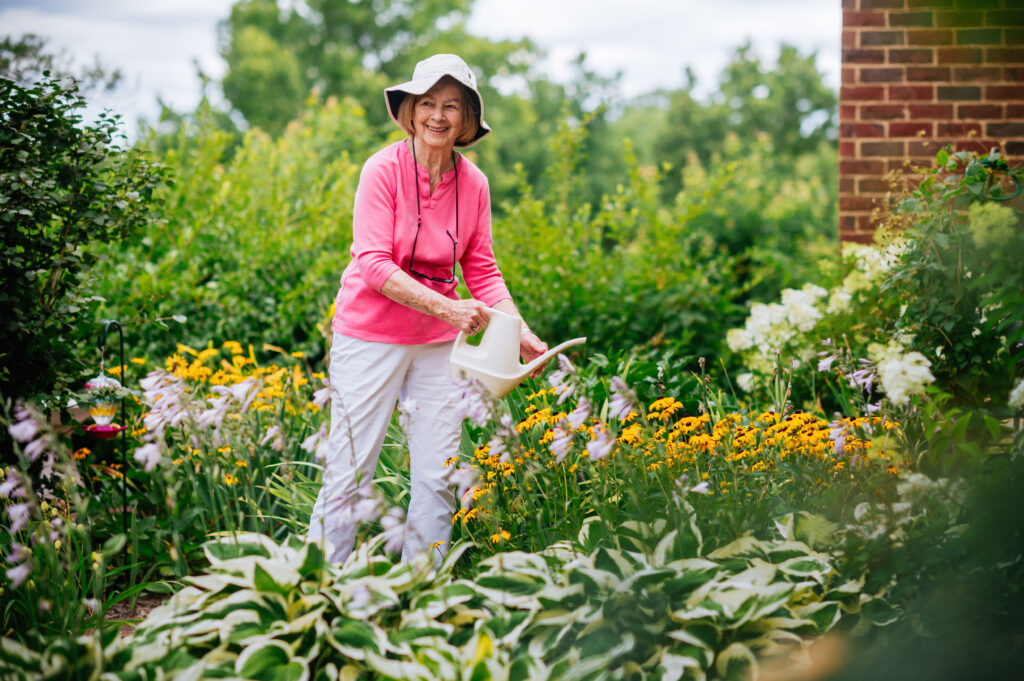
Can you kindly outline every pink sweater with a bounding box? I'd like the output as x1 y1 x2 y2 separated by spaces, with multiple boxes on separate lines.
332 140 512 344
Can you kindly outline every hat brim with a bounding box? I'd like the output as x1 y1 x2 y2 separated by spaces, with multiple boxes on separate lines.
385 78 491 148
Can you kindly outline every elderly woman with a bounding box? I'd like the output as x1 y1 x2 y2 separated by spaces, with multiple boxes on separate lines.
309 54 547 564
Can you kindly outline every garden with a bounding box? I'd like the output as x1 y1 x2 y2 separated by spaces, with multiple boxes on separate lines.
2 8 1024 680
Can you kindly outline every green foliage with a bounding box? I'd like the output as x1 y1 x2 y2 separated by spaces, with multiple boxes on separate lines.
883 149 1024 408
219 0 534 136
655 43 836 199
0 75 167 401
498 123 834 362
1 33 122 93
5 515 885 681
90 96 374 361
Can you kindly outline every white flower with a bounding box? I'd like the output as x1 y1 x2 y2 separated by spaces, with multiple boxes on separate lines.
726 328 753 352
133 443 162 473
7 503 30 534
688 481 710 495
736 373 755 392
827 290 852 314
1010 379 1024 411
781 287 823 333
586 424 614 461
869 341 935 406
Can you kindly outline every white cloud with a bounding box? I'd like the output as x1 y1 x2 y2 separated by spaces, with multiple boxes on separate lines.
1 0 839 134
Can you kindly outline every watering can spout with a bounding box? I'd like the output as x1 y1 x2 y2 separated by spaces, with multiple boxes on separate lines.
450 308 586 398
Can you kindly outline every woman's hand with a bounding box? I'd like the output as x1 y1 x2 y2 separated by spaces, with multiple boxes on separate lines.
442 298 491 335
521 328 549 377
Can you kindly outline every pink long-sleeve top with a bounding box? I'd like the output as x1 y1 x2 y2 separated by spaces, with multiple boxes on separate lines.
332 140 512 344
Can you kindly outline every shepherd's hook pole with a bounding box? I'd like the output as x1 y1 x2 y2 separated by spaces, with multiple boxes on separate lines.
98 320 128 539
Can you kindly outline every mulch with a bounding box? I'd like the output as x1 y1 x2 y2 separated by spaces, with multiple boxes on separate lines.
104 594 170 638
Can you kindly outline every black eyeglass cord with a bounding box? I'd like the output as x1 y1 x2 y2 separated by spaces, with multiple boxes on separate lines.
409 136 459 284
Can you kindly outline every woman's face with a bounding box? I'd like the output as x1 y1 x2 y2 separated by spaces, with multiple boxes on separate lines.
412 80 466 154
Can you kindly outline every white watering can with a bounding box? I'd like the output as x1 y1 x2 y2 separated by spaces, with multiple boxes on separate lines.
450 307 586 398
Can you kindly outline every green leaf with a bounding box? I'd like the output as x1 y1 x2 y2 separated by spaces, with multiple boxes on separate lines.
860 596 900 626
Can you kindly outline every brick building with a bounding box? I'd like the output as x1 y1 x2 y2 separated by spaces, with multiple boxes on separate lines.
839 0 1024 242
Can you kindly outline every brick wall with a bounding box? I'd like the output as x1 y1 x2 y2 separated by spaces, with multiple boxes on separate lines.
840 0 1024 242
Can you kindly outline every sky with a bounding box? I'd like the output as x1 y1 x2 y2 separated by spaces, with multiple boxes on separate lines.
0 0 841 133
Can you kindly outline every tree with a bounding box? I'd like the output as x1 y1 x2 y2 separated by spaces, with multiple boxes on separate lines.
218 0 535 136
1 34 122 93
654 43 837 198
0 75 168 401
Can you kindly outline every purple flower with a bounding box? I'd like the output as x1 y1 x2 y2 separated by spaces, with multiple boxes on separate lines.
6 503 30 534
312 377 333 411
300 423 329 462
817 353 838 372
133 443 162 473
0 470 26 499
380 507 406 554
398 399 417 430
7 405 39 444
586 424 614 461
447 466 478 507
688 481 710 495
828 420 847 455
549 427 574 463
567 397 591 430
608 377 635 422
453 378 492 426
260 425 285 451
6 562 31 588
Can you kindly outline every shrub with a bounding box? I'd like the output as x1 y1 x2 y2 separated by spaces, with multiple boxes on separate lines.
0 75 167 401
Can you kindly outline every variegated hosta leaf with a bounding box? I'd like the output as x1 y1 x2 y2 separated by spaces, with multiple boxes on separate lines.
236 639 309 681
660 649 708 681
715 642 758 681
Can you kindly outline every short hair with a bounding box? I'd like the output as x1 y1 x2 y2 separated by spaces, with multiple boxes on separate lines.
395 76 480 146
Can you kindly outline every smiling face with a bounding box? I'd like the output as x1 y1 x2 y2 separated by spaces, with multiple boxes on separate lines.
410 78 467 154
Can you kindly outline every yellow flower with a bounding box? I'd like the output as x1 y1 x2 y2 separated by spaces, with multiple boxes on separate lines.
73 447 91 460
462 508 479 524
618 422 643 445
444 456 458 468
235 460 248 468
130 357 146 365
490 529 511 544
223 473 239 485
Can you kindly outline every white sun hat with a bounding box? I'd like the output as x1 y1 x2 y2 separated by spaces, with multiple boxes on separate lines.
384 53 491 147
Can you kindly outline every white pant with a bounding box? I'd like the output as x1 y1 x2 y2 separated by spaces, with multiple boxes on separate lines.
308 333 461 564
